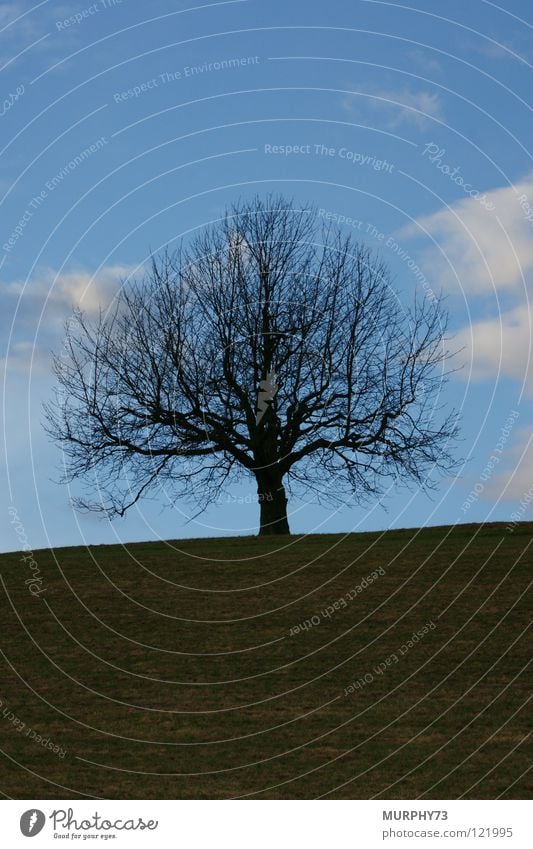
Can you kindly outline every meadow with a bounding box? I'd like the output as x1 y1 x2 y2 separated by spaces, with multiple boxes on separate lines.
0 522 530 799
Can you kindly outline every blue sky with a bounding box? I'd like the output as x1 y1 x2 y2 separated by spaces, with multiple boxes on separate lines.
2 0 532 550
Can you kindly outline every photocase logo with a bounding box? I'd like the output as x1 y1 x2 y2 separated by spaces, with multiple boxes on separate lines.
20 809 46 837
256 371 278 424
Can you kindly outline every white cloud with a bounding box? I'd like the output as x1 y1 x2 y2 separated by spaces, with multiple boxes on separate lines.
344 84 444 129
483 427 533 503
3 340 46 374
455 302 533 390
0 2 44 39
404 173 533 295
401 175 533 390
403 174 533 494
2 264 136 375
408 50 443 75
7 264 133 313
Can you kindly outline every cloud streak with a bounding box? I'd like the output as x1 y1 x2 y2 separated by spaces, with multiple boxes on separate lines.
343 84 444 129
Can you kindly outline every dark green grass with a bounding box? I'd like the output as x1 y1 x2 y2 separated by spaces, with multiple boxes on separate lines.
0 522 531 799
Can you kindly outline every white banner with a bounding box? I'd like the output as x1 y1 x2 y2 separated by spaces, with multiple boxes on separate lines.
0 799 531 848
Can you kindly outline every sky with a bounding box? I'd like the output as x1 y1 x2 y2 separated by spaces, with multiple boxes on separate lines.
1 0 532 551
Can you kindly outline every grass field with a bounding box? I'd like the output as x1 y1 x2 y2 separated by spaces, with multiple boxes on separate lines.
0 522 531 799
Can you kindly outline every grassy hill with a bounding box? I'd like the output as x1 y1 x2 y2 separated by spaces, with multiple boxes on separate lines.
0 522 531 799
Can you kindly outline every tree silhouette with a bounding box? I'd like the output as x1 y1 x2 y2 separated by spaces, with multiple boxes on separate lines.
45 195 458 535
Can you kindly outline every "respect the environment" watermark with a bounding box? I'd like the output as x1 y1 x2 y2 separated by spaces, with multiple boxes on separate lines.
113 56 260 103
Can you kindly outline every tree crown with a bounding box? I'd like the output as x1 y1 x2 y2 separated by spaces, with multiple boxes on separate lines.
45 195 459 527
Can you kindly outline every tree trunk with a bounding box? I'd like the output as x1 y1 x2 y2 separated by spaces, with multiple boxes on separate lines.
256 473 290 535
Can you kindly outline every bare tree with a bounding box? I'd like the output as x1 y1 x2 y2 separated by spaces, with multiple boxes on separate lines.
45 195 458 535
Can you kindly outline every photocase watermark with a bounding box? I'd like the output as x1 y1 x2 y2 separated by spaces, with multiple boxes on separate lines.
290 566 386 636
264 142 394 172
506 482 533 531
20 810 46 837
113 56 260 103
0 84 24 118
20 807 159 838
21 807 159 836
2 136 109 255
51 808 158 835
421 143 495 211
343 620 436 696
0 697 67 759
7 506 46 597
256 371 278 424
55 0 122 30
461 409 519 514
